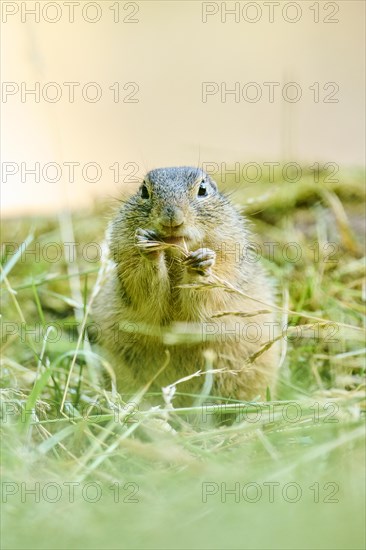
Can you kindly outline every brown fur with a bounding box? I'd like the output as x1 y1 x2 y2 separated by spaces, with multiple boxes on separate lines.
93 167 280 407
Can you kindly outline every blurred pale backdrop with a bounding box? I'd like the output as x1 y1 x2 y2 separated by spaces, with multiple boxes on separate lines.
1 0 365 216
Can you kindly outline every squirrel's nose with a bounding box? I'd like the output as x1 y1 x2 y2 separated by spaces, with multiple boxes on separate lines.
159 207 185 229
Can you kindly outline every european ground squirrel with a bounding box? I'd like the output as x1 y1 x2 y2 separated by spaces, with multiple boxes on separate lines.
93 167 280 407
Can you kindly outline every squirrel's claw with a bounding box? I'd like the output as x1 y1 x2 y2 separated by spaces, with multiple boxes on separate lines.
135 228 159 242
184 248 216 276
135 228 163 256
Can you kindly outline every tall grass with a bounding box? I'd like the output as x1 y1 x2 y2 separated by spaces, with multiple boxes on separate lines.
1 168 365 549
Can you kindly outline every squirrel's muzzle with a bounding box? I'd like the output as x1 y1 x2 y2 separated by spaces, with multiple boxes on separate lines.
158 206 185 230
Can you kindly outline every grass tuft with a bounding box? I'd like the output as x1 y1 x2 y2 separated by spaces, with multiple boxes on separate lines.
1 170 365 549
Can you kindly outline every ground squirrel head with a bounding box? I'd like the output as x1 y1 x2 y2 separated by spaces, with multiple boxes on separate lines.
114 166 243 248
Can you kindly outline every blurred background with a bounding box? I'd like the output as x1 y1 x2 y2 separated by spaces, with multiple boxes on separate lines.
1 6 365 550
1 0 365 217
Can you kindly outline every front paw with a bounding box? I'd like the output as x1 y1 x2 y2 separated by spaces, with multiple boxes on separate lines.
135 228 163 258
183 248 216 277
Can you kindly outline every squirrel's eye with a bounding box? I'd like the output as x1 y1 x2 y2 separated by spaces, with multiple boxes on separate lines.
198 181 208 197
141 183 149 199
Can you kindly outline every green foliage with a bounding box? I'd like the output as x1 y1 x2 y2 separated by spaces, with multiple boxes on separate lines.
1 174 365 550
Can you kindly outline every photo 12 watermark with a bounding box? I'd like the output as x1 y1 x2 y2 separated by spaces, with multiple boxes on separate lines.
1 481 139 503
201 161 340 184
1 1 140 24
1 82 140 103
1 161 143 184
0 318 340 346
201 2 340 24
201 481 340 503
200 400 341 424
1 160 341 185
1 399 139 424
201 81 340 103
1 239 341 265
